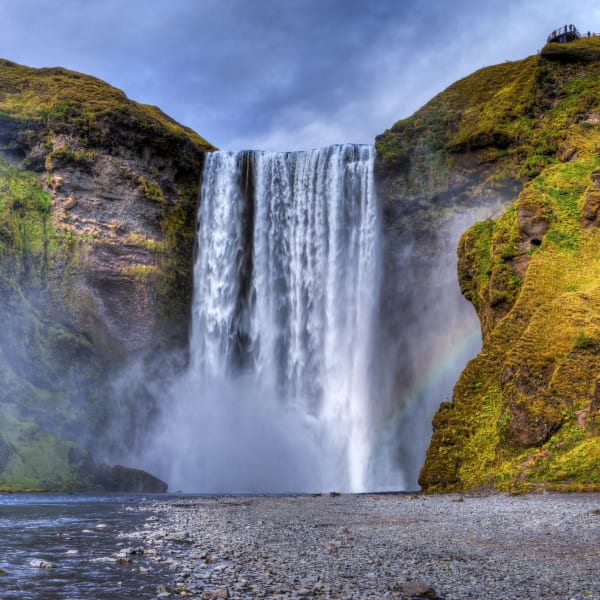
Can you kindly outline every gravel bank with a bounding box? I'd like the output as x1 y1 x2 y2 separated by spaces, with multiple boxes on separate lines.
123 493 600 599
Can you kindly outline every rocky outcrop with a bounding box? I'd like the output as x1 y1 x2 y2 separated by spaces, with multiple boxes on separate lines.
91 464 168 493
405 36 600 493
0 59 215 491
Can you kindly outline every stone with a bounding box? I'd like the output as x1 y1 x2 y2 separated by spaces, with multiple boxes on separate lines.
202 589 229 599
517 193 550 246
401 581 440 598
91 464 168 493
29 559 53 568
508 402 563 447
582 188 600 226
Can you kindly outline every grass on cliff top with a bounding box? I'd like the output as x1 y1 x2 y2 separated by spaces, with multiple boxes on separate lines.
0 58 215 152
377 35 600 195
376 56 538 160
541 34 600 61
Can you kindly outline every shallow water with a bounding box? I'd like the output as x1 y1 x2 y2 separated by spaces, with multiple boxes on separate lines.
0 493 165 599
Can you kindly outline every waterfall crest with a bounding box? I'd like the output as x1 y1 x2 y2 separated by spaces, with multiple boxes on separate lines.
158 144 386 493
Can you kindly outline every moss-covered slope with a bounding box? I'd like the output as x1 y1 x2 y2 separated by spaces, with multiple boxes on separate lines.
400 37 600 492
0 59 215 491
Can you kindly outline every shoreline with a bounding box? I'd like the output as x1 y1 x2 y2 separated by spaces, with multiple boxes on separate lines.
121 492 600 599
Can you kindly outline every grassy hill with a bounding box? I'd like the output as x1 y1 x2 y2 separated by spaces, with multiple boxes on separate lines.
380 37 600 492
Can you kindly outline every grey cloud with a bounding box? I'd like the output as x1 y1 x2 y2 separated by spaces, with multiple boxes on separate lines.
0 0 599 150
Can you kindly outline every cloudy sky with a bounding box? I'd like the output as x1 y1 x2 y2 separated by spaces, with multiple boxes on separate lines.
1 1 599 151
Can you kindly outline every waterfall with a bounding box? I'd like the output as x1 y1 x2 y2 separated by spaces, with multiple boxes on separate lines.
137 143 508 493
159 144 385 493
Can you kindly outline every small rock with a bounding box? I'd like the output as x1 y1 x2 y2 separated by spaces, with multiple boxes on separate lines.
156 584 170 595
29 559 53 569
202 589 229 599
296 587 312 596
50 175 63 189
63 195 77 210
401 581 440 598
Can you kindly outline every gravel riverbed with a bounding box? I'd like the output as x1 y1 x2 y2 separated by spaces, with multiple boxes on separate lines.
122 492 600 599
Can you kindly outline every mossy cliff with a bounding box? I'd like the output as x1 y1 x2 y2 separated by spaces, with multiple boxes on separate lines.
376 37 600 492
0 59 215 491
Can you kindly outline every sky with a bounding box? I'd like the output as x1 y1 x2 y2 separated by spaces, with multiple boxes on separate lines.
1 0 599 152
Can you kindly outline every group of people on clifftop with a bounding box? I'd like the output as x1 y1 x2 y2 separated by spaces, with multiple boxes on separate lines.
547 24 598 44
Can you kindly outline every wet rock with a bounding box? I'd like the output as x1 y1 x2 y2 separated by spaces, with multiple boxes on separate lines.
202 589 229 599
91 463 168 493
0 433 15 472
582 169 600 226
29 559 53 569
401 581 441 598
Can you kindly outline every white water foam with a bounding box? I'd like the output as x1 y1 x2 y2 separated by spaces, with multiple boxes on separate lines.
151 145 384 493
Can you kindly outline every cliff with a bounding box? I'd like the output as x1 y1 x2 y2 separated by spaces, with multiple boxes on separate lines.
4 35 600 493
375 37 600 493
0 59 215 491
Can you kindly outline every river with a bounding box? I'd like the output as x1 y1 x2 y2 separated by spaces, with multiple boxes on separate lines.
0 493 167 599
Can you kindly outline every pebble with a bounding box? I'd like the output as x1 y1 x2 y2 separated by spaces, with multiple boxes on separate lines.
29 559 53 569
116 492 600 599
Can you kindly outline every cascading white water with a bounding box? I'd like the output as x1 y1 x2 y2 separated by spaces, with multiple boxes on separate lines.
136 144 509 493
168 144 382 493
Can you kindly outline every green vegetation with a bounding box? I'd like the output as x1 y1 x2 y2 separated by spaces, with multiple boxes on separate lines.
0 407 87 491
45 146 97 171
138 176 166 203
419 37 600 492
0 59 214 152
0 157 52 259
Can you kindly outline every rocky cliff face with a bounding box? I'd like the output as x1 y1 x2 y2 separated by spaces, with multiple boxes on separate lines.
4 35 600 493
0 59 215 491
375 36 600 493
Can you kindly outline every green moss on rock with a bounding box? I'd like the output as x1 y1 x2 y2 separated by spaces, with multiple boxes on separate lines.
0 58 216 491
418 45 600 490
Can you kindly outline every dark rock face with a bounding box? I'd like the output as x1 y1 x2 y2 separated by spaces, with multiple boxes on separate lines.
507 402 563 447
0 433 14 472
581 169 600 226
0 59 215 491
517 195 551 246
91 464 168 493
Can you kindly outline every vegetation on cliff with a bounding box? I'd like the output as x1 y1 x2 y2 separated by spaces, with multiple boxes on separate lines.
0 59 215 491
395 37 600 492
